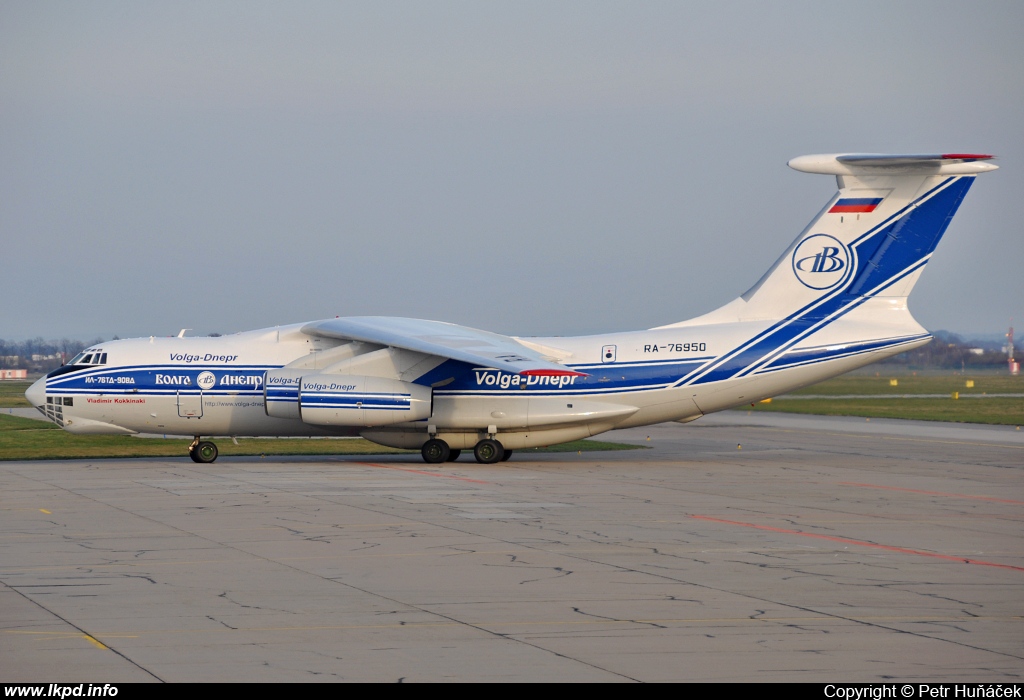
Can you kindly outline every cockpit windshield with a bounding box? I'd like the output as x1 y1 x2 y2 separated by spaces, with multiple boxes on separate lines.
45 350 108 379
69 351 107 366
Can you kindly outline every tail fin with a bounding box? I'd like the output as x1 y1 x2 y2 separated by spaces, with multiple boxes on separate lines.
667 153 997 326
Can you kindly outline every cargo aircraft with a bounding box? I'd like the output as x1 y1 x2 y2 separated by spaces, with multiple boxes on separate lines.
27 153 997 464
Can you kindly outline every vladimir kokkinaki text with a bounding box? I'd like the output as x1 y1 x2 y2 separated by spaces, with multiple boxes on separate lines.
825 686 1021 699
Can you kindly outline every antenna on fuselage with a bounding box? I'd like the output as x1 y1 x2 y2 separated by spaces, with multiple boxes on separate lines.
177 329 191 338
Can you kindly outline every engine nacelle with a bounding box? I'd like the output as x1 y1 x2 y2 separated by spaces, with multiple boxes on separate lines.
298 374 431 427
264 369 304 419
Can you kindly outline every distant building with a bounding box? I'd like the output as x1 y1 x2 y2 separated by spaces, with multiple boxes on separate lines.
0 369 28 380
968 348 985 355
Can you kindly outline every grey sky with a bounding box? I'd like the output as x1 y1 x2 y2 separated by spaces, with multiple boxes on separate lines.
2 1 1022 340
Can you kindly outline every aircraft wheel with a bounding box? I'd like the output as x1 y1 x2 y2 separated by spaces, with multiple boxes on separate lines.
188 447 201 463
421 439 450 464
500 449 513 462
473 439 503 464
446 449 461 462
195 441 218 464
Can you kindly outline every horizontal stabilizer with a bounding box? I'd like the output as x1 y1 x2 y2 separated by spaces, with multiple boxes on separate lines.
789 153 997 176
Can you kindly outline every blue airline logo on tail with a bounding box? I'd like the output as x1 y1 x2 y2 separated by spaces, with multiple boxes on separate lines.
792 234 851 290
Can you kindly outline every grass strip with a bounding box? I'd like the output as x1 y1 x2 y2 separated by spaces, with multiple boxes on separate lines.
746 397 1024 425
518 440 646 453
0 381 32 408
785 373 1023 396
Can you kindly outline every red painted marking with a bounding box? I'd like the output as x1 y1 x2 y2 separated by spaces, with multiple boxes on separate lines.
354 462 489 484
520 369 587 377
829 203 879 213
840 482 1024 505
942 153 994 160
691 515 1024 572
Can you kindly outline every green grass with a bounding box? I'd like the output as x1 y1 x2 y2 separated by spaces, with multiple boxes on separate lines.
0 413 58 430
519 439 646 453
746 397 1024 425
785 372 1024 396
0 381 32 408
0 414 646 461
743 370 1024 425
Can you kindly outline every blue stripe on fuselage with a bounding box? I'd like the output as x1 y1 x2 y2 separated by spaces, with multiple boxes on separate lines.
419 357 711 395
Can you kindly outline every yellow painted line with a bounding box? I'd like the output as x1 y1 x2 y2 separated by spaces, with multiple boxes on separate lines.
39 509 51 514
83 634 107 650
5 631 84 639
5 630 137 639
0 524 418 540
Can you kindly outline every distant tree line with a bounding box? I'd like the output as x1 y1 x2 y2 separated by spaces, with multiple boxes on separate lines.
879 331 1018 370
1 333 225 372
0 337 98 371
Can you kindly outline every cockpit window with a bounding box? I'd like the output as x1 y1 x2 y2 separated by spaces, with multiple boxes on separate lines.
72 352 108 366
64 350 107 367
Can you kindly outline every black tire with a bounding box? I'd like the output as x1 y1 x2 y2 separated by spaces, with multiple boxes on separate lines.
473 439 503 464
499 449 513 462
195 441 218 464
421 439 450 464
188 447 201 463
446 449 461 462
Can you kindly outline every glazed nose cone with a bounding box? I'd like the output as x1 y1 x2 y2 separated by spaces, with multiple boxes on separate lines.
25 377 46 412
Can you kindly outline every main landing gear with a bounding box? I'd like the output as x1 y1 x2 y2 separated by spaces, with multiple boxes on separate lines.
188 437 218 464
420 438 512 465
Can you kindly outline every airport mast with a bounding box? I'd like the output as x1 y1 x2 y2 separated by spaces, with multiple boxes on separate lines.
1007 325 1019 375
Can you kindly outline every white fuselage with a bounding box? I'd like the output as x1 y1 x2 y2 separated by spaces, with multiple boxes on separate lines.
28 299 929 450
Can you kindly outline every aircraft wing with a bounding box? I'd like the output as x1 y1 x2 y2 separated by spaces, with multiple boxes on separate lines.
301 316 584 376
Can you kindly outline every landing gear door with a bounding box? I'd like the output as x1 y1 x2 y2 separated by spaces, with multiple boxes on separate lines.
177 391 203 418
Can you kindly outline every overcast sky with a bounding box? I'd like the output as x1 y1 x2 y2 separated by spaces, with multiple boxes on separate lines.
2 1 1021 341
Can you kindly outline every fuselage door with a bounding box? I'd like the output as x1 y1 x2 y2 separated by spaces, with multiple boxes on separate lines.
177 391 203 418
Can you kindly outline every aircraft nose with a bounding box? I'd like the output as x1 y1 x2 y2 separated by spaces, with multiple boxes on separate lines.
25 377 46 411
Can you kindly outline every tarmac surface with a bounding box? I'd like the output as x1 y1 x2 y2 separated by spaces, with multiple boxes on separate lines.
1 412 1022 682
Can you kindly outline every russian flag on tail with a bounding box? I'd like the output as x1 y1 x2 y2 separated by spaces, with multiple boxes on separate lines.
829 197 883 213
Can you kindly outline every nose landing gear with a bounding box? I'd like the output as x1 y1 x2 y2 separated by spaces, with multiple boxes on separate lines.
188 437 219 463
